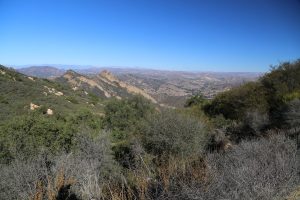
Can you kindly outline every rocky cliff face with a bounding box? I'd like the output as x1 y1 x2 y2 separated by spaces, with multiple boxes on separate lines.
62 70 112 98
58 70 157 103
98 70 157 103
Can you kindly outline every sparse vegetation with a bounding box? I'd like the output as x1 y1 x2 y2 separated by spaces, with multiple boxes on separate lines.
0 61 299 199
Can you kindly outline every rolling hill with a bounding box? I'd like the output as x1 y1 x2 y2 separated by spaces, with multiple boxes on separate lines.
0 65 104 121
18 66 65 78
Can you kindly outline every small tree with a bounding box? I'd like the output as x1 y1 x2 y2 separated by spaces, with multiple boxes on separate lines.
184 93 207 107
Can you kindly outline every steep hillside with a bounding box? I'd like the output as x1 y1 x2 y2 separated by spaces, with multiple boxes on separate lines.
0 65 104 121
99 70 157 103
56 69 157 103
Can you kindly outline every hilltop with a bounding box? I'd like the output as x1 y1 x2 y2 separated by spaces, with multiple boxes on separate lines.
0 65 104 121
18 66 65 78
56 69 157 103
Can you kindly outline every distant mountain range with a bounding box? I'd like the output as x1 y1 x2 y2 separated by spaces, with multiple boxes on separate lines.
18 66 66 78
15 65 262 107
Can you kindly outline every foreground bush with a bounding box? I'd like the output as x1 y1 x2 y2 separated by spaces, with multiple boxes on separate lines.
1 129 298 199
0 131 119 200
172 134 299 200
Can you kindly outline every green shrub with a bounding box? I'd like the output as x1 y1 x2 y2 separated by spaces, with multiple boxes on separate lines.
0 109 104 163
65 96 79 104
104 95 154 132
203 60 300 132
0 113 69 161
184 93 208 107
142 110 207 159
88 92 100 105
203 82 268 120
103 95 154 167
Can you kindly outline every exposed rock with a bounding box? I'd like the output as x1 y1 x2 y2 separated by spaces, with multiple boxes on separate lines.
63 71 112 97
55 91 63 96
44 86 63 96
224 141 233 151
99 70 157 103
28 76 35 81
46 108 53 115
0 70 6 75
99 70 119 83
30 103 40 110
78 76 111 97
59 70 158 103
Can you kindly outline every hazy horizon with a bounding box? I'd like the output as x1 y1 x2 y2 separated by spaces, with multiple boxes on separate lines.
8 63 266 73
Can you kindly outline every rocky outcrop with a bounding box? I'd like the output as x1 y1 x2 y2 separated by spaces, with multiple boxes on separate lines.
28 76 35 81
62 70 111 97
30 103 40 110
47 108 53 115
99 70 157 103
44 86 64 96
0 69 6 75
59 70 157 103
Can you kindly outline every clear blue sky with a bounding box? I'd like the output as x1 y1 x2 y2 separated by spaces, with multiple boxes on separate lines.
0 0 299 72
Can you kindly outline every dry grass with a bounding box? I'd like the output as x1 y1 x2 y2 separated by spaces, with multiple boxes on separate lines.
286 186 300 200
157 156 207 190
31 181 43 200
30 168 76 200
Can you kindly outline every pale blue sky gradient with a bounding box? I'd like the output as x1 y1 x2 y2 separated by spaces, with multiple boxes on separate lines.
0 0 300 72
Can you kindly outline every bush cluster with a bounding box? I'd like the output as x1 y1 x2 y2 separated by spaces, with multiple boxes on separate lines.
1 61 299 199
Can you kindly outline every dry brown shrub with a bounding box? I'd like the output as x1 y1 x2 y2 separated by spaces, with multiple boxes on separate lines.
30 168 76 200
